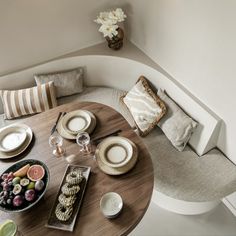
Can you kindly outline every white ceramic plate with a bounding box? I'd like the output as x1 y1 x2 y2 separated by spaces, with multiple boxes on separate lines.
95 139 138 175
100 192 123 218
58 111 96 140
97 137 133 168
61 110 92 135
0 124 33 159
0 126 27 152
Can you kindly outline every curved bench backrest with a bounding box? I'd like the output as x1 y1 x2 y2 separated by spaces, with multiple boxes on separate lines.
0 55 221 156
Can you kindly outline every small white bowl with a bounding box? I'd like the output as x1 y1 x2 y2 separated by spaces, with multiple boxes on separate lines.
100 192 123 218
0 126 27 153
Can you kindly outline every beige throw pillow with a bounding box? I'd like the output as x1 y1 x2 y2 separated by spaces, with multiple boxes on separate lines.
157 89 198 151
0 82 57 119
35 67 84 98
121 76 166 136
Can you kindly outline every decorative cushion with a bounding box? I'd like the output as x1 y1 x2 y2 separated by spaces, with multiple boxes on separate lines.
121 76 166 136
0 82 57 119
157 89 198 151
34 67 84 98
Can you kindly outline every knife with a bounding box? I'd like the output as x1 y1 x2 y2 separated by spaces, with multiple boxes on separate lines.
92 129 122 143
50 112 63 135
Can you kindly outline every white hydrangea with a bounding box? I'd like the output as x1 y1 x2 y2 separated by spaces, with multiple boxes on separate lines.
94 8 126 39
94 11 116 25
99 24 118 39
109 8 127 23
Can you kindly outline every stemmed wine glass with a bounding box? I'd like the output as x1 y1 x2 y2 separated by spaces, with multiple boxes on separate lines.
76 132 91 155
49 132 65 157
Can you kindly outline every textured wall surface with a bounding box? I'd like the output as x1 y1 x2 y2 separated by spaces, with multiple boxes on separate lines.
123 0 236 164
0 0 121 75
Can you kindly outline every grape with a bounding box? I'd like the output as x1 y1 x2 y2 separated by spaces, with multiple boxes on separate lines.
1 173 8 181
3 191 8 197
8 172 14 179
7 199 12 205
0 198 6 205
3 183 10 191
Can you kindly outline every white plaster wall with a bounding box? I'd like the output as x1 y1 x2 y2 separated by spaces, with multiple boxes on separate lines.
1 0 235 163
0 0 121 75
123 0 236 164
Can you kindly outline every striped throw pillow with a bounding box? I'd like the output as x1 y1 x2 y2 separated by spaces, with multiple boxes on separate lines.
0 81 57 119
121 76 167 136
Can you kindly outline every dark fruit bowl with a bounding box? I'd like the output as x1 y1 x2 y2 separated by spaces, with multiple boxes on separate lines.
0 159 50 213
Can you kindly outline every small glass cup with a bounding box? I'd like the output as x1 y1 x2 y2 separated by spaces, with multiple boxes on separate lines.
49 132 65 157
76 132 91 156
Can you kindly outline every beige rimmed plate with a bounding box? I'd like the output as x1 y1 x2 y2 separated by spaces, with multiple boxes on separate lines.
97 136 133 168
95 139 138 175
61 110 92 135
57 111 96 140
0 126 27 152
0 124 33 160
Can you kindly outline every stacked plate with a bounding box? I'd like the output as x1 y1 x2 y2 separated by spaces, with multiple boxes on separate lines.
95 136 138 175
57 110 96 140
0 124 33 159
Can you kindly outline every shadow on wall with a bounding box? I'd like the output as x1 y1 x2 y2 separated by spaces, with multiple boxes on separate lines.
217 121 228 159
122 2 147 47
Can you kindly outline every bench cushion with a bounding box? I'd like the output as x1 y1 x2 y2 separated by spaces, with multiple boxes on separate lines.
57 86 135 127
0 86 235 202
142 128 236 202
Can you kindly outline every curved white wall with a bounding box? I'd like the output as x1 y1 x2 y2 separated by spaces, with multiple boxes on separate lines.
124 0 236 164
0 0 235 163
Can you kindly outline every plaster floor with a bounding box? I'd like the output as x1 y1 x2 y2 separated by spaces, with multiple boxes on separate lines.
130 201 236 236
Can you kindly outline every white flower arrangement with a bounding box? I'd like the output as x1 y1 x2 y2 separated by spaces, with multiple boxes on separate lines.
94 8 126 39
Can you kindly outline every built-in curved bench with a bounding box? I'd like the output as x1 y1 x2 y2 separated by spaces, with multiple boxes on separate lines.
1 55 236 215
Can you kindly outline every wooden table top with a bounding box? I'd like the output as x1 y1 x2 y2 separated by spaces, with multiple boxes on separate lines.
0 102 154 236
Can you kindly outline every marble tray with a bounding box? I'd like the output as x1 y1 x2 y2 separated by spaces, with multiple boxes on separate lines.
46 164 91 232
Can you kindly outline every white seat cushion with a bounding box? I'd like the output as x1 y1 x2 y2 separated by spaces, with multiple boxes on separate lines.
0 86 235 202
142 127 236 202
57 86 135 127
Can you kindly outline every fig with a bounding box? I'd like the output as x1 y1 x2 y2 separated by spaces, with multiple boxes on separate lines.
13 195 24 207
20 178 30 187
35 180 44 191
25 189 36 202
13 184 22 195
12 177 21 186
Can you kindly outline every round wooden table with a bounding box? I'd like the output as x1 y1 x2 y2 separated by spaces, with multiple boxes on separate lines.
0 102 154 236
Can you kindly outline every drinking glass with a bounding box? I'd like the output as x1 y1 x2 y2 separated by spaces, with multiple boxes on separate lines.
49 132 65 157
76 132 91 156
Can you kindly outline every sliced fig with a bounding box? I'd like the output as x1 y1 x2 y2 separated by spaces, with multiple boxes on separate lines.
20 178 30 187
13 184 22 195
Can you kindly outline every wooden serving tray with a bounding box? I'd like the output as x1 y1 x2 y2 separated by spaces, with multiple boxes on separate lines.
46 164 91 232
